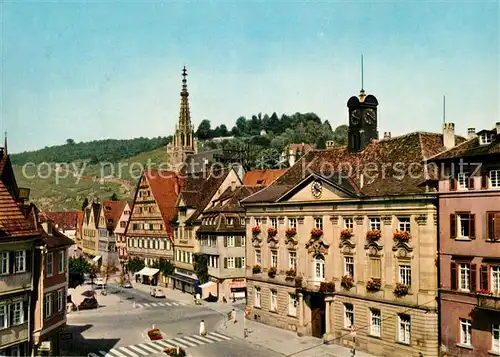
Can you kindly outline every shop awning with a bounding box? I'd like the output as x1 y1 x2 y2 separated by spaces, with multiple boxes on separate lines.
170 273 198 285
134 267 159 277
199 281 216 289
92 256 101 262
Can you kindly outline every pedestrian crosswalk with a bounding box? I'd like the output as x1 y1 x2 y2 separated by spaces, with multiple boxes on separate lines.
133 301 187 308
88 332 232 357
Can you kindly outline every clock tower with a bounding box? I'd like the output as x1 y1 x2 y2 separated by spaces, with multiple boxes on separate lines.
347 89 379 152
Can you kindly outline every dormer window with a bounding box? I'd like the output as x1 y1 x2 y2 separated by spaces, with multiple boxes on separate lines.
479 133 493 145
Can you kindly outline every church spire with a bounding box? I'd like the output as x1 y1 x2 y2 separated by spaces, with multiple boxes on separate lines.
4 131 7 155
178 66 192 129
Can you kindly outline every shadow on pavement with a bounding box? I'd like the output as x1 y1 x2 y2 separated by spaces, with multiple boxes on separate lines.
60 324 121 356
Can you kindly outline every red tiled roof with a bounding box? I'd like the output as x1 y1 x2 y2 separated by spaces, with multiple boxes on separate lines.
243 169 287 186
76 211 84 237
102 200 128 230
288 143 314 153
44 211 79 231
243 132 466 203
144 170 185 235
427 131 500 161
0 181 38 238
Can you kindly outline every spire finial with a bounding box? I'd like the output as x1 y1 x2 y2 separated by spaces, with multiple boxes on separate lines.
181 66 188 97
361 54 364 91
4 131 7 155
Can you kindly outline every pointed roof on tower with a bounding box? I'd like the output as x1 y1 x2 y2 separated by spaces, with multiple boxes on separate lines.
178 66 192 129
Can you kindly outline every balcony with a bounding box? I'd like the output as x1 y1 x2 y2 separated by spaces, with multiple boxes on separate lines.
0 272 31 294
477 292 500 311
0 322 29 346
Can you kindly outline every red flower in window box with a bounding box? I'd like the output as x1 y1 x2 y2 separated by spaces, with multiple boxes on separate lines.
366 278 382 292
366 230 381 240
267 227 278 237
252 264 261 274
341 275 354 290
285 268 296 280
319 281 335 293
393 230 411 242
477 289 492 295
393 283 409 297
311 228 323 239
340 229 353 239
268 266 277 278
285 227 297 238
252 226 261 234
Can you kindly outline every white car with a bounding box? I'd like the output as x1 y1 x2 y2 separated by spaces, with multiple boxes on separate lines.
150 287 165 298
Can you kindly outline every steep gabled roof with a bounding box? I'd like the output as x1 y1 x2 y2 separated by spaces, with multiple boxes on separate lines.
0 181 38 238
205 185 265 213
44 211 79 231
243 169 287 186
102 200 127 230
143 170 185 235
243 132 466 204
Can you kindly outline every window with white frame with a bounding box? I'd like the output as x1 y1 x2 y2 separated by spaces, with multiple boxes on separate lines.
288 218 297 228
0 304 7 329
255 218 261 226
344 256 354 277
492 324 500 353
0 252 8 275
492 266 500 294
398 314 411 344
314 255 325 281
254 287 261 307
314 217 323 230
398 217 411 232
369 217 381 230
491 170 500 188
45 293 52 318
58 250 65 273
12 301 23 325
46 253 53 277
271 218 278 229
227 236 235 247
270 290 278 311
344 217 353 230
271 250 278 267
289 252 297 270
459 318 472 346
14 251 26 273
255 249 261 265
370 309 381 337
288 293 298 317
480 133 493 145
344 303 354 328
457 173 469 189
399 264 411 286
458 214 472 238
459 263 470 291
57 290 64 312
227 257 235 269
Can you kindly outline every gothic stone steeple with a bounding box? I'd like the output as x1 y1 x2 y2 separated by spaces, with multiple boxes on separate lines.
167 66 198 171
347 89 379 152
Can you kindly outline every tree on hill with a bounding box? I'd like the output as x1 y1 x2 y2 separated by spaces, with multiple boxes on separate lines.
195 119 212 140
66 138 75 145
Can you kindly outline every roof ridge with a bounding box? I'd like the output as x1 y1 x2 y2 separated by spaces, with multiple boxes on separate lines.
425 136 475 161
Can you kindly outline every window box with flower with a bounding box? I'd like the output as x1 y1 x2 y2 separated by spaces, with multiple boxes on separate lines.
285 268 296 280
268 266 277 278
366 278 382 292
341 275 354 290
285 227 297 238
393 282 409 297
252 264 261 274
252 226 261 235
366 230 382 240
319 281 335 293
340 229 353 240
311 228 323 239
393 230 411 242
267 227 278 238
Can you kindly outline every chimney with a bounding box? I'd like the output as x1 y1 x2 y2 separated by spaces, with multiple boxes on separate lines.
443 122 455 150
289 150 296 167
383 132 391 140
467 128 476 140
496 122 500 135
326 141 335 149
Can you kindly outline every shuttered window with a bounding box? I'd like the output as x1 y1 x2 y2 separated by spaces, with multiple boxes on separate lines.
487 212 500 241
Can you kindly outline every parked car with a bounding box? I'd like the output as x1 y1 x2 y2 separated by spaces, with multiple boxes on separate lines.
78 296 99 310
123 282 132 289
150 287 165 298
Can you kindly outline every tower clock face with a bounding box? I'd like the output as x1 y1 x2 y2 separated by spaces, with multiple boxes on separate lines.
311 180 322 199
364 108 376 124
351 109 361 125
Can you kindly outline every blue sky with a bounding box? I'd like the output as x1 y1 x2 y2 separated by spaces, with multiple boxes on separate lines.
1 1 498 153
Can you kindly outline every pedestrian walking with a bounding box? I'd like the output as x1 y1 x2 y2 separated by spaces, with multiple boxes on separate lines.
231 308 237 323
199 320 207 336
